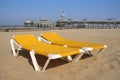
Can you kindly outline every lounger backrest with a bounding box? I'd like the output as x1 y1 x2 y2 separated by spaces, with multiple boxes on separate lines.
41 32 67 44
14 34 39 46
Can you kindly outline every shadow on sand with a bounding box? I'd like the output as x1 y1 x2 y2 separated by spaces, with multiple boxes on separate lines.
16 49 92 70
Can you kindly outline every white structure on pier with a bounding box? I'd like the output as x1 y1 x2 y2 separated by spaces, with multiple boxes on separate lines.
24 19 53 27
24 19 34 27
61 11 65 21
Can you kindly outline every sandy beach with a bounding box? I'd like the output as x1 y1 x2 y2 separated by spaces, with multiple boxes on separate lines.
0 29 120 80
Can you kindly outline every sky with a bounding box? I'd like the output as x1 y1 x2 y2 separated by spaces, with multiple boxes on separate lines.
0 0 120 25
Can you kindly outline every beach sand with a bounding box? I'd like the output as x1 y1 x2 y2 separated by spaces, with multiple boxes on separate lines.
0 29 120 80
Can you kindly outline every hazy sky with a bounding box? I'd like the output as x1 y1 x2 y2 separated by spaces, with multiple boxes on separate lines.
0 0 120 25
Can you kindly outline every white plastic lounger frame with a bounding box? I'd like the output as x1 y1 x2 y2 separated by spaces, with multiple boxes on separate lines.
38 36 51 44
10 38 63 73
10 36 84 73
10 38 22 56
38 36 107 53
38 35 107 62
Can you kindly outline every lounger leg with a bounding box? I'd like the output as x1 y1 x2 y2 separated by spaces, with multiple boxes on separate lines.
30 50 40 72
97 48 104 54
41 57 51 73
73 52 84 63
10 39 17 56
97 45 107 55
66 56 72 62
16 48 21 55
88 51 93 56
63 45 72 62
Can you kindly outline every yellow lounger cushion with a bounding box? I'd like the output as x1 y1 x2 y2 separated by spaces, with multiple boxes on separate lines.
41 32 105 50
14 34 80 57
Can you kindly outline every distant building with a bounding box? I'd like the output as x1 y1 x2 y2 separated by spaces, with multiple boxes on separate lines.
34 19 53 27
24 19 53 28
24 19 34 27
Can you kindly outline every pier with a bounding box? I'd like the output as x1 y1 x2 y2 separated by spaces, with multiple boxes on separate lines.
56 20 120 29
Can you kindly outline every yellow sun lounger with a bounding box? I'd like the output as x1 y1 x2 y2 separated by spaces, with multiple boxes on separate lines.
40 32 107 57
10 34 84 73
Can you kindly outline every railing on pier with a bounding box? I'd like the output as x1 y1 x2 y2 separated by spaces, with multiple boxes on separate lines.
0 25 120 32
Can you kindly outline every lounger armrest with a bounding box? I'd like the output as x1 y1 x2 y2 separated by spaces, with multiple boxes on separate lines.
81 47 93 51
38 36 51 44
47 54 62 59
